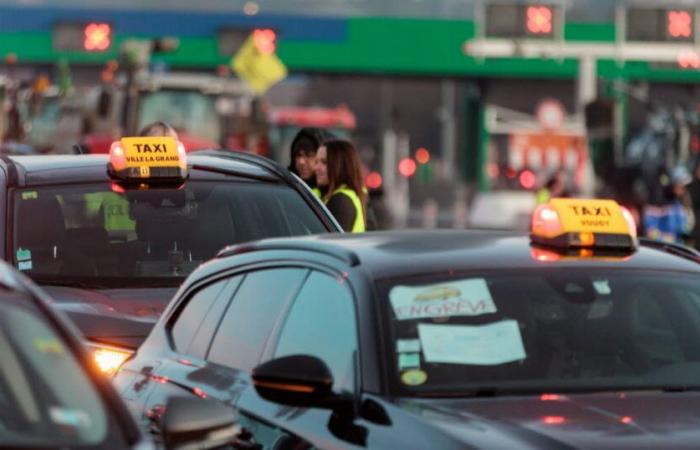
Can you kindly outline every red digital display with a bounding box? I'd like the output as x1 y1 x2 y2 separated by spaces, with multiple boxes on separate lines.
668 10 693 39
253 28 276 55
84 23 111 51
526 5 553 35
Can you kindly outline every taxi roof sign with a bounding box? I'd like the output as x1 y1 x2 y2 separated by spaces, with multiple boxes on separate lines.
108 136 188 184
531 198 637 250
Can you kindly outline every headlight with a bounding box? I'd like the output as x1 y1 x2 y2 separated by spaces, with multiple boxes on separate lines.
86 342 134 376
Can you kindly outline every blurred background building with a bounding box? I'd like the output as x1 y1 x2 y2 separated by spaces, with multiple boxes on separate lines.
2 0 700 229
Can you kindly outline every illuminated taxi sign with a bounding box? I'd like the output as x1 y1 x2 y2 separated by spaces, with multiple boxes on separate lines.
108 136 187 183
531 198 637 249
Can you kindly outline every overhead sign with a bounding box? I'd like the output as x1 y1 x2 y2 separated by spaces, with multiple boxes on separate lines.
232 31 287 95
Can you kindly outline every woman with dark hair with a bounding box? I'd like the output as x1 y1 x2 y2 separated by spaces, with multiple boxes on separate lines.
314 139 366 233
288 127 330 192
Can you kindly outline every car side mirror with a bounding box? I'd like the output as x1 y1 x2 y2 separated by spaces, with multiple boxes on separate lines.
162 396 240 450
252 354 344 409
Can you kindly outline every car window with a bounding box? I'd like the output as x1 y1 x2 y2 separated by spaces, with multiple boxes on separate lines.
272 271 358 392
171 278 231 354
379 270 700 396
208 268 308 372
0 300 125 448
12 182 327 286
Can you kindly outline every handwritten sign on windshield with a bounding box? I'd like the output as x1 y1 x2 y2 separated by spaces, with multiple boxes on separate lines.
390 278 496 321
418 320 526 366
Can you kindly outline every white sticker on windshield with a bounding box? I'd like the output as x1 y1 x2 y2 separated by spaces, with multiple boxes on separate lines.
390 279 496 321
397 339 421 353
418 320 526 365
18 260 32 271
593 279 612 295
49 407 91 428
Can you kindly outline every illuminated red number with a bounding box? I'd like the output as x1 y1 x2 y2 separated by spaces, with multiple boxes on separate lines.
668 10 693 39
253 28 276 55
526 5 553 35
83 23 111 51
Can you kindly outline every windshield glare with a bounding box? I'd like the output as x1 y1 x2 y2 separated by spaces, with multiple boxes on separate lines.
383 270 700 396
13 182 326 285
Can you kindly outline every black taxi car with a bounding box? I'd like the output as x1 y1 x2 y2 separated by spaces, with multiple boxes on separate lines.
1 136 339 374
0 254 241 450
115 198 700 449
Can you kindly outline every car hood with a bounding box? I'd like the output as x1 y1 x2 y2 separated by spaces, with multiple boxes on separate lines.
42 285 177 348
398 391 700 449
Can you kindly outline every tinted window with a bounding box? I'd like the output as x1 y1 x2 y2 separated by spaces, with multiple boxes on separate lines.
13 182 328 285
380 270 700 395
171 278 229 354
273 272 358 392
208 268 308 371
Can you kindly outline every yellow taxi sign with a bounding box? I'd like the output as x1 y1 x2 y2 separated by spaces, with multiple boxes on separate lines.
108 136 187 183
552 198 631 235
531 198 637 249
121 137 181 168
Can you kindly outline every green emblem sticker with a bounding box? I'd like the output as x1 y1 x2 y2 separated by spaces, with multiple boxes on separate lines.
21 191 38 200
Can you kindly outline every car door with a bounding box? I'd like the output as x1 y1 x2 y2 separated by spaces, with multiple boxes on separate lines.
118 275 236 433
138 266 312 448
234 269 367 450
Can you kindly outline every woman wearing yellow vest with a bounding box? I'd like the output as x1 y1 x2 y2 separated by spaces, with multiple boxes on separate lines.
314 140 366 233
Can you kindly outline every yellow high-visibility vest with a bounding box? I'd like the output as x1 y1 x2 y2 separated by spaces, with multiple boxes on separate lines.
328 185 365 233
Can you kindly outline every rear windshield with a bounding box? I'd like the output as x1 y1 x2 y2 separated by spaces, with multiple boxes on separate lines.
12 181 327 286
381 269 700 396
0 300 127 448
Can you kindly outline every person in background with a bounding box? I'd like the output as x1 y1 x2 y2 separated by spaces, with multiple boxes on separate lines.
139 121 179 139
535 171 568 204
644 166 694 245
288 127 330 195
314 139 366 233
686 164 700 249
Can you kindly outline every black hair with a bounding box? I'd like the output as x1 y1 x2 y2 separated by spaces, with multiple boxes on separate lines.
288 127 335 175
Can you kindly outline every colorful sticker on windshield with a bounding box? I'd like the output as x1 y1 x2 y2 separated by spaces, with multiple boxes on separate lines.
396 339 421 353
16 248 32 271
390 278 496 321
401 369 428 386
21 191 38 200
398 352 421 370
418 320 526 366
34 338 65 355
49 407 91 428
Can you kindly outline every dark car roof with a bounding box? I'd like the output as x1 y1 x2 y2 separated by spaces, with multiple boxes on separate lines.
218 230 700 279
5 151 285 185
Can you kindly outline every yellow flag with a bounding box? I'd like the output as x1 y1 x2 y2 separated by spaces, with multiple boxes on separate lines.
232 34 287 95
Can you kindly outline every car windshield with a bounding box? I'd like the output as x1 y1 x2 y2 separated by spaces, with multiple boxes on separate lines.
0 299 125 448
381 269 700 396
12 181 327 287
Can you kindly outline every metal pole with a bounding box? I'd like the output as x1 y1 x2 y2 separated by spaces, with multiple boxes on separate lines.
577 55 597 113
440 79 457 180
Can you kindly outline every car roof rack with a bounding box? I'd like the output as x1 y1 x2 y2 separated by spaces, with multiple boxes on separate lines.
217 240 360 266
194 150 295 185
638 237 700 263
